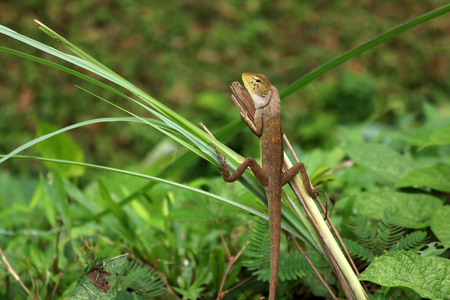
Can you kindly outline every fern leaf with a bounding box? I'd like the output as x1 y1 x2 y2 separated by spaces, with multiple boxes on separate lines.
390 231 427 252
121 260 167 297
343 238 375 262
243 218 271 272
344 216 377 250
279 252 318 281
377 209 405 251
244 218 325 283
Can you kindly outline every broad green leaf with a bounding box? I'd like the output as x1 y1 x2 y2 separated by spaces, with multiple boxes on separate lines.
418 242 448 258
419 123 450 150
359 251 450 300
36 121 85 178
336 191 442 228
67 254 129 299
430 206 450 248
344 143 414 184
396 165 450 192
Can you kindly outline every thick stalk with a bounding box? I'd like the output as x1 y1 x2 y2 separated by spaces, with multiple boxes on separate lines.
284 155 368 300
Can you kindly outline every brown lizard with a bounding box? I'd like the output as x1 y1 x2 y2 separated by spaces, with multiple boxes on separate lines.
212 73 318 299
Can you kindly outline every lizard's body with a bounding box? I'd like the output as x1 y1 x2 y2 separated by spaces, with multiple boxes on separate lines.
212 73 317 299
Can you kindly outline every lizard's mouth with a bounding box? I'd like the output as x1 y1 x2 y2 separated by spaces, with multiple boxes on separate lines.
250 91 272 109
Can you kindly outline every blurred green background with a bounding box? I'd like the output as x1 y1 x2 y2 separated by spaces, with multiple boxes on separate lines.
1 0 449 179
1 2 449 298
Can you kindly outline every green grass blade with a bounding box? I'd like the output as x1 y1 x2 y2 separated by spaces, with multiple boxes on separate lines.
35 20 115 74
0 117 163 165
1 154 308 239
280 3 450 100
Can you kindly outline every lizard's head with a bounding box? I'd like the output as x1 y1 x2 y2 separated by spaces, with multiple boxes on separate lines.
242 72 272 108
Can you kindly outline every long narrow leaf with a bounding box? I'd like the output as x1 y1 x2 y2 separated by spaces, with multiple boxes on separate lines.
0 117 163 164
280 4 450 99
1 155 311 240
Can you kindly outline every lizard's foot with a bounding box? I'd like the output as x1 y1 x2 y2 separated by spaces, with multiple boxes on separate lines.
208 143 230 176
311 189 321 199
310 189 332 219
209 143 225 161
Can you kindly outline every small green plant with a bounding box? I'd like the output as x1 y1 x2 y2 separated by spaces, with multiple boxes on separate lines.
120 260 167 298
66 255 166 299
0 4 449 299
243 218 322 281
343 210 428 262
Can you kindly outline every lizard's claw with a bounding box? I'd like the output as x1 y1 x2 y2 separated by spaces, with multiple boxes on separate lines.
209 143 223 158
208 143 230 177
240 111 248 121
209 142 226 164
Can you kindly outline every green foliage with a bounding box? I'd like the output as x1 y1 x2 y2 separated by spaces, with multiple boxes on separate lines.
337 191 442 229
344 143 414 184
67 254 128 299
430 206 450 248
420 123 450 149
343 210 428 262
243 218 321 282
395 165 450 192
36 121 85 178
0 3 449 299
120 260 167 298
67 255 166 300
359 251 450 300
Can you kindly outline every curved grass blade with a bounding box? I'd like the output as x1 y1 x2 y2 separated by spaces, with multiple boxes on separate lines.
281 4 450 99
0 117 164 165
1 155 313 241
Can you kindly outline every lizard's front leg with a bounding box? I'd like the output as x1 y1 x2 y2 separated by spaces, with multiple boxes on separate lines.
240 110 263 137
210 144 268 186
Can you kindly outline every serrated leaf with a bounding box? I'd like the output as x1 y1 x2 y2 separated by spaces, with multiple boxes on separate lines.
336 192 442 228
396 165 450 192
430 206 450 248
419 124 450 150
359 251 450 300
36 121 85 178
66 254 128 299
243 218 321 283
121 260 166 297
390 231 427 252
345 143 414 184
343 239 375 262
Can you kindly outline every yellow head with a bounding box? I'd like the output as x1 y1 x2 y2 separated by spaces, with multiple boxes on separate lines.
242 72 272 108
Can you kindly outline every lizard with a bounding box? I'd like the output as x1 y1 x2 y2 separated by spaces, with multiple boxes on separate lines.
211 72 318 299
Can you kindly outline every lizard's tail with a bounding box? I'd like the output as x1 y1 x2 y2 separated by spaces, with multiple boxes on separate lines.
268 194 281 300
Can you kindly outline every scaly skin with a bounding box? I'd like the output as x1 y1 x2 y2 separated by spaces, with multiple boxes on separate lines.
212 73 317 300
